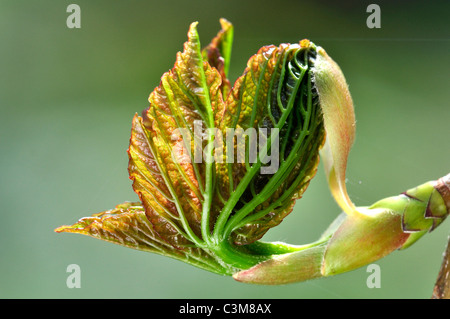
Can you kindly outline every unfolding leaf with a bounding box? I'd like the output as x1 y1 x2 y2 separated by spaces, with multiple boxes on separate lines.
214 40 326 245
57 20 338 274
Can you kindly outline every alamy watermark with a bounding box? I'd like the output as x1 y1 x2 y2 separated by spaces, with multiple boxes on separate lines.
366 264 381 288
366 4 381 29
171 120 280 174
66 264 81 288
66 4 81 29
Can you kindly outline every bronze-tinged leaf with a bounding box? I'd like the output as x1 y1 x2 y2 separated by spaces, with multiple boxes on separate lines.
55 202 229 274
130 21 225 246
128 114 192 248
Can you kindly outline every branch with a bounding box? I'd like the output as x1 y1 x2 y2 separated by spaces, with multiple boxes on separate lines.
432 235 450 299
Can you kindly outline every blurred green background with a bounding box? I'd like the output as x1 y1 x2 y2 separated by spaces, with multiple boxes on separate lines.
0 0 449 299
